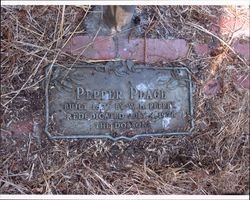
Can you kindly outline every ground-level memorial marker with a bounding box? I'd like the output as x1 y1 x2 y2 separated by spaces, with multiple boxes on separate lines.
45 61 194 140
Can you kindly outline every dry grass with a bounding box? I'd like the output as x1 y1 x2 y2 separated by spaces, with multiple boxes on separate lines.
0 5 249 194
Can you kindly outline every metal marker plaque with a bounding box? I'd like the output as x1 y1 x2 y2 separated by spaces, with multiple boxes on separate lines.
45 61 193 140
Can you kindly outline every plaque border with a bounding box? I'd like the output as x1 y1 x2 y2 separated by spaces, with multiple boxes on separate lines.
44 63 194 141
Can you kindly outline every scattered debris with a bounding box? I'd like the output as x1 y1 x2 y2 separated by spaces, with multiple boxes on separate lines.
0 5 249 195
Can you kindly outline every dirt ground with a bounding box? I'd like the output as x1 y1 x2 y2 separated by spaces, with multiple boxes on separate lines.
0 5 249 194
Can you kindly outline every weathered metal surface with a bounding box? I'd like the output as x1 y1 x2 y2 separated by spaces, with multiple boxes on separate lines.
45 61 194 140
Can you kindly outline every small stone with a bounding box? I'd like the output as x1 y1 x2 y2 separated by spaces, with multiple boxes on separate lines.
203 78 221 97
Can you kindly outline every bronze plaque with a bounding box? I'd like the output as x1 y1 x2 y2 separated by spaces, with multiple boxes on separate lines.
45 61 194 140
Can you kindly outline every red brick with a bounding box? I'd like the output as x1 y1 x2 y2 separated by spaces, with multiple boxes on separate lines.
193 43 210 56
233 40 250 61
62 35 116 60
62 36 189 63
118 38 188 63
